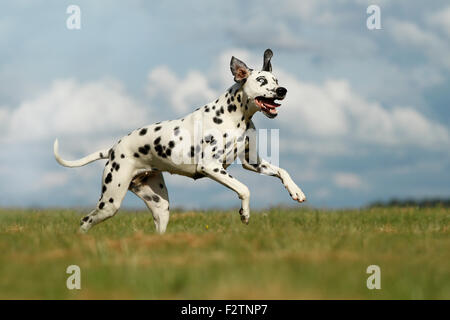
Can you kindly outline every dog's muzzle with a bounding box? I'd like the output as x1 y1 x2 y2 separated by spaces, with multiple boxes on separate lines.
255 87 287 118
254 96 282 118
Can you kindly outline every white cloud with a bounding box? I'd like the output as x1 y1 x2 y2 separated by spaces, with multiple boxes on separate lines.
0 78 149 152
147 66 217 116
278 73 449 151
426 6 450 38
228 18 308 50
388 19 450 70
281 0 344 26
333 172 365 190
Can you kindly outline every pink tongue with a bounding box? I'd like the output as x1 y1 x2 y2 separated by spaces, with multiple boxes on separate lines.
264 101 279 109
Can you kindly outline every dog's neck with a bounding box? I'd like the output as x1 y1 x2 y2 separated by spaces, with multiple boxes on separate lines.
214 83 258 122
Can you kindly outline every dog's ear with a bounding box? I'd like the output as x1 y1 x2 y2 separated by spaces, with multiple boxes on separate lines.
230 56 250 82
262 49 273 72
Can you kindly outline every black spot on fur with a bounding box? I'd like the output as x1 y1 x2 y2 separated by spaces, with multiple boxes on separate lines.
174 126 180 135
168 141 175 148
102 185 107 193
139 128 147 135
213 168 219 172
105 173 112 184
138 144 151 155
99 202 105 209
204 135 212 143
227 104 237 113
143 195 152 201
159 183 164 189
154 126 161 132
82 216 89 222
154 137 161 145
121 154 125 159
109 198 114 203
213 117 223 124
155 144 163 153
134 153 140 158
152 195 160 202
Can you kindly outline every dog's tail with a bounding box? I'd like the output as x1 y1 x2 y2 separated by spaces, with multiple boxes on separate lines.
53 139 109 168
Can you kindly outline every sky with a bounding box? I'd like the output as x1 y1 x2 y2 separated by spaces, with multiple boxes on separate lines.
0 0 449 210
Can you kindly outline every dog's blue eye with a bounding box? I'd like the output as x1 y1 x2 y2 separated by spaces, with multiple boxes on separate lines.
256 76 267 86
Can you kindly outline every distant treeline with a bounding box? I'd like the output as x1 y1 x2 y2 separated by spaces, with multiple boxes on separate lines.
369 198 450 208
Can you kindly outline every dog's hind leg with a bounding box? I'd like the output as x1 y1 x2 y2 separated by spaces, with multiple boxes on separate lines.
80 160 135 233
129 171 170 234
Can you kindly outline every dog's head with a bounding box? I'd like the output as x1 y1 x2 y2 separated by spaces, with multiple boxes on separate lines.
230 49 287 119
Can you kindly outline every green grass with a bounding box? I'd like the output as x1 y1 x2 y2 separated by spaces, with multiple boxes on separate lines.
0 207 449 299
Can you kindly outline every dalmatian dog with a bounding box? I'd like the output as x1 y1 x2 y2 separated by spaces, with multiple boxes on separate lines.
54 49 306 234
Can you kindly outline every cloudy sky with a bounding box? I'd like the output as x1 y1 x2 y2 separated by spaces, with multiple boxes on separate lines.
0 0 449 210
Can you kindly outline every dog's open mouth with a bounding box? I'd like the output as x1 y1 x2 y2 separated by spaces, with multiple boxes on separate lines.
254 97 281 118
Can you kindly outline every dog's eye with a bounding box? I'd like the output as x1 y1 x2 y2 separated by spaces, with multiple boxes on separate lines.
256 76 267 86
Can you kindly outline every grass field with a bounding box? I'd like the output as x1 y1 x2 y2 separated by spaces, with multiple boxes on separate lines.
0 206 449 299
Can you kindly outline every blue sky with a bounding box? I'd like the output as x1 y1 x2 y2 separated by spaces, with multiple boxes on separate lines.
0 0 449 210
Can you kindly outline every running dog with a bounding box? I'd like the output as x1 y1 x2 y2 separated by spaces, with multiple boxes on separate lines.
54 49 306 233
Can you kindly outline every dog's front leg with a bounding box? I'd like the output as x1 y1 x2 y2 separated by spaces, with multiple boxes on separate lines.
241 156 306 203
200 165 251 224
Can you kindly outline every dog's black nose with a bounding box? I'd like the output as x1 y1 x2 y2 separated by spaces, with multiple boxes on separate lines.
276 87 287 97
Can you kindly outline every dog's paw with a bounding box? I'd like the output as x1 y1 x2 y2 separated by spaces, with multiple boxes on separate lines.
239 208 250 225
79 216 92 233
286 184 306 203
